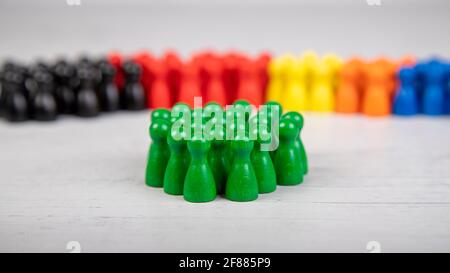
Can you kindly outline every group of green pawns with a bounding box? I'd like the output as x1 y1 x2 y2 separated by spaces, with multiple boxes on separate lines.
145 100 308 202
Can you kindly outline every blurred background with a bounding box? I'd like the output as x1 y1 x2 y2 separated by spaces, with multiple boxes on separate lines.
1 0 450 61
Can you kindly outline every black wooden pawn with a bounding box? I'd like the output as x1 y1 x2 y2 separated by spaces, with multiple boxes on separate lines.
76 65 100 117
53 60 77 114
31 69 58 121
1 70 28 122
1 62 27 118
122 61 145 110
0 65 7 117
97 60 120 112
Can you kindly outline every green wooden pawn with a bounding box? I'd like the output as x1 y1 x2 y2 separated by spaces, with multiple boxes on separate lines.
191 107 203 121
205 101 222 107
233 99 251 108
264 101 282 160
171 103 191 124
225 136 259 202
145 119 171 187
149 108 171 167
265 101 283 122
173 102 191 111
234 99 251 106
163 129 189 195
250 120 277 194
203 101 224 122
203 101 224 135
206 126 227 194
190 108 204 138
223 104 249 174
265 100 283 112
233 99 252 123
282 112 308 175
183 137 217 203
274 119 303 185
223 110 235 174
151 108 171 122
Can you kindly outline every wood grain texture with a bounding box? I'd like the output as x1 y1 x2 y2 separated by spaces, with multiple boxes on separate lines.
0 112 449 252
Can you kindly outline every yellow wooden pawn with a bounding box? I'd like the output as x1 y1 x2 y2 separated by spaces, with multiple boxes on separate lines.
282 58 308 112
266 57 284 103
322 53 343 91
277 53 297 109
300 50 319 91
310 61 335 112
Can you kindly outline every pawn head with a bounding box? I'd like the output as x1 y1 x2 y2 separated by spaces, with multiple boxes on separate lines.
151 108 171 122
268 58 283 76
203 102 224 122
233 99 250 107
279 118 300 140
122 61 142 81
171 103 191 123
233 100 252 121
97 60 116 80
53 60 75 80
172 102 191 112
264 101 283 119
205 101 221 107
282 112 304 130
398 67 415 84
191 108 205 125
149 119 170 141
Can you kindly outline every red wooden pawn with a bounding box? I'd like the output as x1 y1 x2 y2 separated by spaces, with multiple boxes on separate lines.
236 59 262 106
205 58 227 106
178 61 202 108
163 50 183 107
149 61 172 109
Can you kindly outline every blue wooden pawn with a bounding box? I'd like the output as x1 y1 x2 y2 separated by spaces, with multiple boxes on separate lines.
393 67 418 116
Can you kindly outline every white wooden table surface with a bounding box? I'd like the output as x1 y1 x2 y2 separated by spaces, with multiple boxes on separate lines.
0 112 449 252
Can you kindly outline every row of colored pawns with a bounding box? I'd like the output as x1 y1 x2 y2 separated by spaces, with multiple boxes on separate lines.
145 100 308 202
